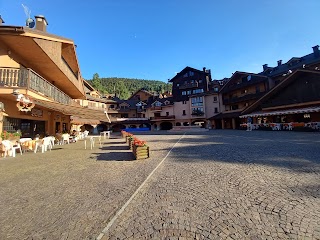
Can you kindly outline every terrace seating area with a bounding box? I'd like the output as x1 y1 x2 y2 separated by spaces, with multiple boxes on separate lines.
0 130 109 158
240 122 320 131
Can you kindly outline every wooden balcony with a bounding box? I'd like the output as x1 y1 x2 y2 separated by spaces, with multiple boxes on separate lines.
150 106 162 112
179 83 198 90
150 115 175 121
0 67 72 104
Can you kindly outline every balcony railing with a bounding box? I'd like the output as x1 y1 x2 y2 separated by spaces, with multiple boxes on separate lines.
150 106 162 111
223 92 266 105
150 115 175 120
0 67 72 104
179 83 198 90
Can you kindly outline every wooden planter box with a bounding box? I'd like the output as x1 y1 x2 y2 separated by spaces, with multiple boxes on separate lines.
128 138 134 150
133 145 150 160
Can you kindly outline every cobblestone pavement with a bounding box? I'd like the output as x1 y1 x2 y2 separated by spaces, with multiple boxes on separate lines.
0 133 182 239
1 131 320 240
101 130 320 240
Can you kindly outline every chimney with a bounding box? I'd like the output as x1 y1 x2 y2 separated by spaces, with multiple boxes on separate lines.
263 64 268 71
0 15 4 25
35 15 48 32
203 67 206 72
312 45 319 57
277 60 282 66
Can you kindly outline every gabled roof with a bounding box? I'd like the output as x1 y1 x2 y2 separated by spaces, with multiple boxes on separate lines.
127 88 154 100
241 69 320 115
169 66 207 82
0 25 84 98
262 51 320 77
219 71 268 93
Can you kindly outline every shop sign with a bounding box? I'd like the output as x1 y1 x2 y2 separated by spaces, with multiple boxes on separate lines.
31 108 43 118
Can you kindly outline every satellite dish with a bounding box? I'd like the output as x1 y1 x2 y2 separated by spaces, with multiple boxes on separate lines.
26 18 35 28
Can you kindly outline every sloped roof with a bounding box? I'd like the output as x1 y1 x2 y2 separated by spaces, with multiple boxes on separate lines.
169 66 208 82
241 69 320 115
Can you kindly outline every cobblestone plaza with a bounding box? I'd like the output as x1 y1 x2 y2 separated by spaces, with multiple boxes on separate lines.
0 130 319 239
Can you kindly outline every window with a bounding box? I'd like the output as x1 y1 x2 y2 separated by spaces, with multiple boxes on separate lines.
187 90 191 95
231 105 239 110
213 87 219 92
182 101 187 104
154 102 162 107
183 73 188 78
191 107 204 116
214 107 218 113
166 112 169 116
183 110 186 115
182 91 186 95
176 83 180 87
193 89 204 94
241 89 248 94
213 96 217 102
199 79 203 83
191 96 203 106
189 71 194 76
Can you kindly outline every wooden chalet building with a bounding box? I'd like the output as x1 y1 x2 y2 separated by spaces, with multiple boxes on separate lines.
0 16 109 138
210 72 271 129
168 66 212 128
211 45 320 130
240 69 320 129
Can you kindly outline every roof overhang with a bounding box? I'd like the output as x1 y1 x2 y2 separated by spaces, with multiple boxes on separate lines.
240 106 320 118
34 99 109 121
0 26 84 99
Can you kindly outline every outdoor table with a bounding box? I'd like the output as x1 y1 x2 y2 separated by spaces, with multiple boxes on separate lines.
84 136 102 149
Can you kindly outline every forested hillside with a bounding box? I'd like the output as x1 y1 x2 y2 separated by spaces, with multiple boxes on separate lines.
87 73 171 100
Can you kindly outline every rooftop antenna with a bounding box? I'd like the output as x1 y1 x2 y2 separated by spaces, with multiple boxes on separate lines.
22 4 35 28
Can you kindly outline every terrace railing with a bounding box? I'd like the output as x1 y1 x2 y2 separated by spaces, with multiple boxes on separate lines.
0 67 72 105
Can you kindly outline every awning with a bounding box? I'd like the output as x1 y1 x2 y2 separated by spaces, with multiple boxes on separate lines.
34 99 109 121
240 106 320 118
70 116 101 125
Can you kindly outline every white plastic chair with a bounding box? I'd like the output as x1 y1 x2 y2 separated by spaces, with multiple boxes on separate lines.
61 134 70 145
12 142 22 157
34 137 53 153
1 140 13 157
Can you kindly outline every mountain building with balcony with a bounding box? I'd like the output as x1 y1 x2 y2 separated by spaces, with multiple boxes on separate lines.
211 45 320 130
0 16 108 138
168 66 213 129
210 72 271 129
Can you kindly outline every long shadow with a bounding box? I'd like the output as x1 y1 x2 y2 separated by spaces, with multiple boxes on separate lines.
169 135 320 173
94 151 135 161
101 145 129 151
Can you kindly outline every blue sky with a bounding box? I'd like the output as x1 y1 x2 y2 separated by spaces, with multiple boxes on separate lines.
1 0 320 82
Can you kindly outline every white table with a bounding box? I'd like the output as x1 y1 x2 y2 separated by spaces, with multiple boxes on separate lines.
100 131 111 140
84 136 102 149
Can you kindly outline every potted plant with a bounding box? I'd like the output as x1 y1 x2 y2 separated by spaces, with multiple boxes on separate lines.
132 139 149 160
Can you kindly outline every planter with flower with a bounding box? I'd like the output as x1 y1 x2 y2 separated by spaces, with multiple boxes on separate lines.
132 139 149 160
125 133 134 143
121 130 128 138
1 130 22 141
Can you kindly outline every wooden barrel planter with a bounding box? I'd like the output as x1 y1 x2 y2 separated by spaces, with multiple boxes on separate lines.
133 145 150 160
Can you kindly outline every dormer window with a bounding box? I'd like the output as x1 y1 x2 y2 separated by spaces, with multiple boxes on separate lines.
153 101 162 107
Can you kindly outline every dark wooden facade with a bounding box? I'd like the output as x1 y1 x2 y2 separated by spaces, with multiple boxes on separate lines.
169 66 212 102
